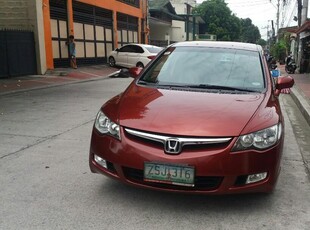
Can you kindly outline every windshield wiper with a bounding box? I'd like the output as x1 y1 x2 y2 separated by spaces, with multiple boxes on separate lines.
138 80 158 85
138 82 261 93
183 84 261 93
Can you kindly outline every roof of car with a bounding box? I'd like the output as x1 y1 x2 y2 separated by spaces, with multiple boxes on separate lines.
172 41 262 52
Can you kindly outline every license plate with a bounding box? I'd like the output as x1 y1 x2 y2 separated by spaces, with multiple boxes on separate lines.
144 162 195 187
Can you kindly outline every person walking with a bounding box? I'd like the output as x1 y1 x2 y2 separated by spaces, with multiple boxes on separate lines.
66 35 77 69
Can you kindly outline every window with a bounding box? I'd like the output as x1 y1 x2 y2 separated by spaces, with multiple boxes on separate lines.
119 45 134 52
141 47 265 91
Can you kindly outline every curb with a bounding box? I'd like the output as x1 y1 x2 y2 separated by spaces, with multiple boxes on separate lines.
290 85 310 127
0 74 111 97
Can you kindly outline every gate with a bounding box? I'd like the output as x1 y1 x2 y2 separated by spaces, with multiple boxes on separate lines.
117 13 139 47
73 1 114 65
0 30 37 78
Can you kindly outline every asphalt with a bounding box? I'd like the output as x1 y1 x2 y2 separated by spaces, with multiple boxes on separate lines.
1 64 310 126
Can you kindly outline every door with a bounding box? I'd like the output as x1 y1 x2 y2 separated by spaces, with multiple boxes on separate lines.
127 45 144 67
115 45 133 67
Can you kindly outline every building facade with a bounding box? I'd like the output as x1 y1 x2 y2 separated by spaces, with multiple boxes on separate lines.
44 0 149 69
148 0 203 47
0 0 148 77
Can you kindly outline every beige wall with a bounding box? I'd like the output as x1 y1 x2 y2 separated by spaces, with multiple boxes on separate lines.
0 0 31 30
0 0 46 74
171 20 186 42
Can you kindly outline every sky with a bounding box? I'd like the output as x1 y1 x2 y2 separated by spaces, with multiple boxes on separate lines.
196 0 299 40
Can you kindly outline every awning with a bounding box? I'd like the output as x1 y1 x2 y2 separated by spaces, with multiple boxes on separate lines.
296 21 310 34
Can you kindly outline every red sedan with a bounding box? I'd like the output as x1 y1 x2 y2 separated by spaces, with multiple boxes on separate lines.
89 41 294 194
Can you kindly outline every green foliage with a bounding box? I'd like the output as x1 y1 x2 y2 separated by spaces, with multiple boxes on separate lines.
270 39 287 62
240 18 261 43
270 33 291 63
194 0 241 41
257 39 267 47
194 0 261 42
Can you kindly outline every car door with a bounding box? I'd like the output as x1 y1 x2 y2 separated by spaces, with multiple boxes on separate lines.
127 45 144 67
115 45 131 67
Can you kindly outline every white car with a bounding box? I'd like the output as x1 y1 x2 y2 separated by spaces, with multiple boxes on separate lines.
108 44 163 68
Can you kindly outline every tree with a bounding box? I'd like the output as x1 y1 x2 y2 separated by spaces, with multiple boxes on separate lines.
271 39 287 63
257 38 267 47
194 0 241 41
240 18 261 43
271 33 291 63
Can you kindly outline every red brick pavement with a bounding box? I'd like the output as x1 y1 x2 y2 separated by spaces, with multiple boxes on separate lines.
0 66 119 95
279 64 310 100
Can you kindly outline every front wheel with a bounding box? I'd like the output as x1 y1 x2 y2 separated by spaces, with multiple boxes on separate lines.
136 62 144 68
109 57 116 67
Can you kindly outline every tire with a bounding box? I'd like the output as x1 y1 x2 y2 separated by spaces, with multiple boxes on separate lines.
109 57 116 67
136 62 144 68
285 66 289 73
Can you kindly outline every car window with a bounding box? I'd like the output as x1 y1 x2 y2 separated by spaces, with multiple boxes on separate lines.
132 45 144 53
140 46 265 91
119 45 134 53
144 46 163 53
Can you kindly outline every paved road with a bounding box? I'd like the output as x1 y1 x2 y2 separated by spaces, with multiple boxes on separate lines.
0 78 309 230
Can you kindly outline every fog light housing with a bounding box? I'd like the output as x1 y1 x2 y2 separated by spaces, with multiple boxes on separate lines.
246 172 267 184
94 155 107 169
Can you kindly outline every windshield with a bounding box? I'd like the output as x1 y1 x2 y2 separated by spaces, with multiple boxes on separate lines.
139 46 265 92
144 46 163 54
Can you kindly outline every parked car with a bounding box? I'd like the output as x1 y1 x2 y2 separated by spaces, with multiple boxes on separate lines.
90 41 294 194
108 44 163 68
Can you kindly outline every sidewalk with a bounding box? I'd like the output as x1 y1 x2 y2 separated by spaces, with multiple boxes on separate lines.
278 64 310 126
0 65 120 96
1 64 310 126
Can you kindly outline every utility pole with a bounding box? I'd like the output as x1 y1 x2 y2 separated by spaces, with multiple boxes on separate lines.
297 0 302 27
276 0 280 36
301 0 308 25
270 0 280 38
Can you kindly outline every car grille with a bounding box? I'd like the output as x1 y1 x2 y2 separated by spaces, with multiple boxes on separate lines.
124 128 232 154
123 167 223 191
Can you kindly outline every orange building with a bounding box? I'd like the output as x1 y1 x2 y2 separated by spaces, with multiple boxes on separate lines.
43 0 149 69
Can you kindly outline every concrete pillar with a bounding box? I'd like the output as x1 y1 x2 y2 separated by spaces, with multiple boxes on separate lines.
28 0 47 74
113 11 118 48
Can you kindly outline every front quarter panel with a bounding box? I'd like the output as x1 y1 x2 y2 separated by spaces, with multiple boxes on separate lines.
241 92 281 135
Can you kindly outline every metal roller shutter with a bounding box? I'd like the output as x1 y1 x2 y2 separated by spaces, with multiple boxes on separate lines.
73 1 113 66
50 0 69 67
117 13 139 46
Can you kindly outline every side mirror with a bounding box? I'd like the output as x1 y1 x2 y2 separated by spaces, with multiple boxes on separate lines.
128 67 142 78
275 76 294 96
115 48 119 52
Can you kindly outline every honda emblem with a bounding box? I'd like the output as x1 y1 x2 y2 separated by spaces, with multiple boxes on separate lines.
164 138 182 154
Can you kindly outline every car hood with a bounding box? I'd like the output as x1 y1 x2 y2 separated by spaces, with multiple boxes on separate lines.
118 85 265 137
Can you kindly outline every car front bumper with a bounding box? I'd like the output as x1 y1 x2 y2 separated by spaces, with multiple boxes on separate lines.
89 129 283 194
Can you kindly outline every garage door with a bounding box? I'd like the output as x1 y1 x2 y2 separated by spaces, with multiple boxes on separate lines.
73 1 114 66
117 13 139 47
50 0 69 67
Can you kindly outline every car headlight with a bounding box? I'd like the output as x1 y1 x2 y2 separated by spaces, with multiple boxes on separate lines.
94 111 121 140
232 123 282 151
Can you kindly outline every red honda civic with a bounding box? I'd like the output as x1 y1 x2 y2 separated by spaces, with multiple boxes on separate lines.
89 41 294 194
